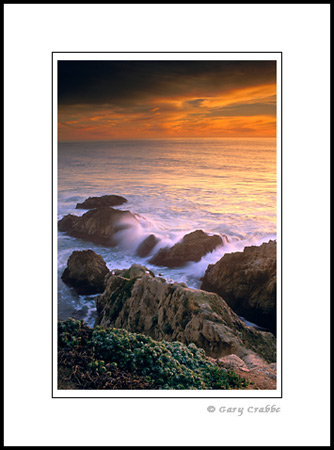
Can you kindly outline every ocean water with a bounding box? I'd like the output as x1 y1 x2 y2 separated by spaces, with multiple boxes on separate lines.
57 138 277 327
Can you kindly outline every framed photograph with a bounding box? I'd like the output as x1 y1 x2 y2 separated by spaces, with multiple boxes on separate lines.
53 52 282 398
4 4 330 447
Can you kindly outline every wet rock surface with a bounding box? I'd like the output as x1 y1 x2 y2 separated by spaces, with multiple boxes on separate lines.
61 250 109 294
58 214 80 232
136 234 160 258
76 194 127 209
201 240 277 334
149 230 223 268
58 207 139 247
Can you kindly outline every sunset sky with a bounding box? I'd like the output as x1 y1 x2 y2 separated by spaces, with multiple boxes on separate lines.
58 60 276 141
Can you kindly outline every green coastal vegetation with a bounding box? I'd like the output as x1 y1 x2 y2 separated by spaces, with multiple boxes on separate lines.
58 318 250 390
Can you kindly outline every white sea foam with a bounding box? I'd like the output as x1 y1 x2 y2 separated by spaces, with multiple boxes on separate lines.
57 138 277 325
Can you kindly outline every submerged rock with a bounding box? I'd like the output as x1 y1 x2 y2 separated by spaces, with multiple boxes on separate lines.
201 240 277 334
76 194 127 210
136 234 160 258
61 250 109 294
149 230 223 268
95 264 276 363
58 207 139 246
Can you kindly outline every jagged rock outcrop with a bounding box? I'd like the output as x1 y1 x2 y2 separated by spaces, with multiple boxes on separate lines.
61 250 109 294
76 194 127 209
136 234 160 257
149 230 223 268
95 264 276 363
58 207 139 246
201 240 277 334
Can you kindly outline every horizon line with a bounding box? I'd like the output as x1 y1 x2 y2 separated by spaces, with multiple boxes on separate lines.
58 136 277 143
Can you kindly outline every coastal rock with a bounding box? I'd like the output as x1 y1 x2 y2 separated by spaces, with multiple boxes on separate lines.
217 354 249 371
201 240 277 334
217 353 277 390
58 214 80 232
61 250 109 294
149 230 223 268
136 234 160 258
95 264 276 363
76 194 127 210
58 207 139 246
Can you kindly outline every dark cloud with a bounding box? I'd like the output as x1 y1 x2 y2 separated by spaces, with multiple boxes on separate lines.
183 98 206 108
58 60 276 106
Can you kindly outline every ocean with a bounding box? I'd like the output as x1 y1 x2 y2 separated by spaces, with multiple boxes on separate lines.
57 138 277 327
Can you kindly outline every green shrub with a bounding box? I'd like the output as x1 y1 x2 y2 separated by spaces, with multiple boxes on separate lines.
58 318 249 390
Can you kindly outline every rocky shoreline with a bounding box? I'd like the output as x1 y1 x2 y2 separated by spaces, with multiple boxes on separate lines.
58 198 224 266
58 194 277 390
95 264 276 363
201 240 277 334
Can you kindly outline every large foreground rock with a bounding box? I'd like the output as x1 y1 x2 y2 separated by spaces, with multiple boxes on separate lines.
201 240 277 334
149 230 223 268
58 207 139 246
76 194 127 209
95 264 276 363
61 250 109 294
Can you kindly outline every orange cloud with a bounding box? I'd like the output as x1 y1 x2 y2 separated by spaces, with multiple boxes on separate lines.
58 82 276 140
